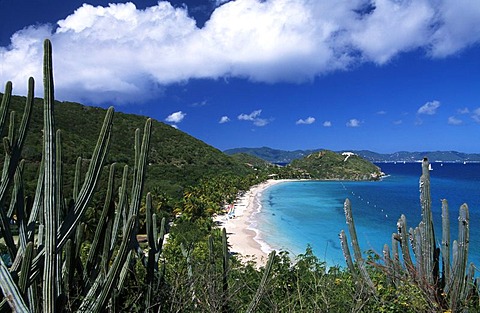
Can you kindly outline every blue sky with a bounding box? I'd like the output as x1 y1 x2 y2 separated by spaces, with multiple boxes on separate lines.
1 0 480 153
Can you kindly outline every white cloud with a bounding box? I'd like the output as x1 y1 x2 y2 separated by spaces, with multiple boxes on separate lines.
472 108 480 123
393 120 403 125
219 116 230 123
429 1 480 57
458 107 470 114
238 110 262 121
350 0 436 64
213 0 232 6
238 109 270 126
376 110 387 115
346 118 361 127
296 116 315 125
191 100 208 107
323 121 332 127
1 1 480 103
448 116 463 125
417 100 440 115
165 111 186 123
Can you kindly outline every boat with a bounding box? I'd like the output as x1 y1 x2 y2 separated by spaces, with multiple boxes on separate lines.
429 164 433 171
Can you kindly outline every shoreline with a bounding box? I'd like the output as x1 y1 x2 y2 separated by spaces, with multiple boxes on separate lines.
214 179 298 266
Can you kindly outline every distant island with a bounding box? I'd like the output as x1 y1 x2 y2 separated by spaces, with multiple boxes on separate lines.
224 147 480 164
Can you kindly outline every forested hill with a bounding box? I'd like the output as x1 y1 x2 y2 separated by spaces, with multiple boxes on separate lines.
224 146 320 164
289 150 383 180
4 94 251 199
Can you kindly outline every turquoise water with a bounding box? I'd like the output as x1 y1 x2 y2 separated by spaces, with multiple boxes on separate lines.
255 163 480 267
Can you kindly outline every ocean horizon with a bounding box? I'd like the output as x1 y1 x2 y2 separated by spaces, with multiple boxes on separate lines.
253 162 480 268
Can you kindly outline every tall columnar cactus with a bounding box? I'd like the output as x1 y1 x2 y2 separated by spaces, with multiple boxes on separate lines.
419 158 436 286
42 38 58 312
341 198 375 293
0 38 161 312
340 158 478 311
449 204 469 311
0 77 34 261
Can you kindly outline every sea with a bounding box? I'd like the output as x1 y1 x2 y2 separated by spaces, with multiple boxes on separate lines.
253 162 480 268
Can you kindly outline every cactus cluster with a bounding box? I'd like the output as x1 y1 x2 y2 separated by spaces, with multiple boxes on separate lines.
340 158 479 311
0 39 157 312
0 39 277 312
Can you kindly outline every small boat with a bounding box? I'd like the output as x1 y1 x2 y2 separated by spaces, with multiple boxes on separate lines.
429 164 433 171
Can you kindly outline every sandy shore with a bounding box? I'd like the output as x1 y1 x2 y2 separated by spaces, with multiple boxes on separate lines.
214 179 295 266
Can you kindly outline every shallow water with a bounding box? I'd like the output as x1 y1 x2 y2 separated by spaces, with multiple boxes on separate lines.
255 163 480 267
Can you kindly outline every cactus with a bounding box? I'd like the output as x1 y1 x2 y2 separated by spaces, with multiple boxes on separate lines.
0 38 161 312
341 198 375 293
84 163 116 283
144 192 166 312
450 204 469 311
341 158 478 311
42 38 58 312
339 230 355 275
419 158 437 286
391 233 401 277
441 199 451 289
396 214 415 278
0 257 29 311
246 250 276 313
0 77 34 262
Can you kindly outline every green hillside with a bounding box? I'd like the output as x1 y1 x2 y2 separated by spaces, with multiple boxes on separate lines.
4 94 251 199
229 152 273 169
289 150 383 180
224 146 320 164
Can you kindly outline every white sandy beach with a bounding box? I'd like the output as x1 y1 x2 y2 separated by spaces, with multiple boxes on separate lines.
215 179 295 266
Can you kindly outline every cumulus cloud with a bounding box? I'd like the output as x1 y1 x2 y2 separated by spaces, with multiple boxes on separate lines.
417 100 441 115
296 116 315 125
1 1 480 103
238 109 270 126
323 121 332 127
219 116 230 123
346 118 361 127
458 107 470 114
165 111 186 123
448 116 463 125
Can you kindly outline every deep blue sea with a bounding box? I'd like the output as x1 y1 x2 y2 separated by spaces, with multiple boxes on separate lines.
254 163 480 268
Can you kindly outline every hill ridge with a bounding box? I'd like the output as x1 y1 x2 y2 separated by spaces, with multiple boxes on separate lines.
224 147 480 163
